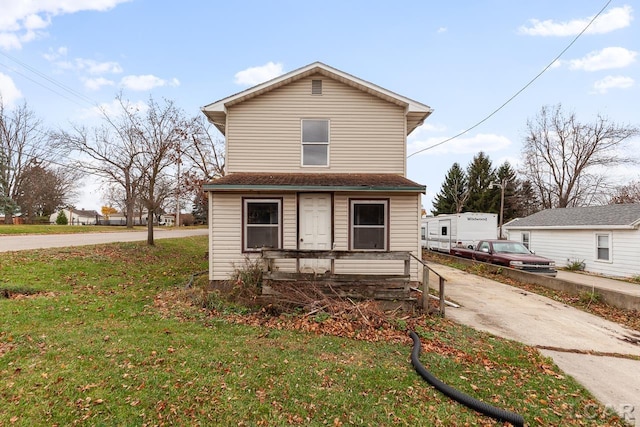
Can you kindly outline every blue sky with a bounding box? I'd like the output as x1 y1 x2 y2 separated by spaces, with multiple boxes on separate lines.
0 0 638 212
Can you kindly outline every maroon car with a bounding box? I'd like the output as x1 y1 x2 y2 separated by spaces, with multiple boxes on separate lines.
450 239 557 276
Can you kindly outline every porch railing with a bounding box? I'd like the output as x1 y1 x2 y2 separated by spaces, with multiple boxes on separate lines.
261 249 411 282
410 253 447 316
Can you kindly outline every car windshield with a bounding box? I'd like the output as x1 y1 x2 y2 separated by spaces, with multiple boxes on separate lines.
492 242 531 254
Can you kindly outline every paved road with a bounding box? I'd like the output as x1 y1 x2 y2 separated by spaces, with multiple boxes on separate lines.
429 263 640 425
0 228 208 252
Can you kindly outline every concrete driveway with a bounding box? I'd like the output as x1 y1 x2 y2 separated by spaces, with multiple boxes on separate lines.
429 263 640 425
0 227 208 252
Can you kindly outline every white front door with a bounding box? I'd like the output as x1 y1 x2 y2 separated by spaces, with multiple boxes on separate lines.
299 193 332 273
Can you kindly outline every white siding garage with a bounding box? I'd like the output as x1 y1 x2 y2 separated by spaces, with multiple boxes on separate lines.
505 204 640 279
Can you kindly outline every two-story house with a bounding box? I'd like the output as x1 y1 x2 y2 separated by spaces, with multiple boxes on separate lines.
201 62 432 286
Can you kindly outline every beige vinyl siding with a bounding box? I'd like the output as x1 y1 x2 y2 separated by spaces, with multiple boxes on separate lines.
226 74 407 175
210 191 423 282
209 192 296 281
333 193 422 281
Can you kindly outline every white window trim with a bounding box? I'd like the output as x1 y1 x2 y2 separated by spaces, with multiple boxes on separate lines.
243 198 282 252
521 231 530 249
594 232 612 263
349 199 388 251
301 119 330 167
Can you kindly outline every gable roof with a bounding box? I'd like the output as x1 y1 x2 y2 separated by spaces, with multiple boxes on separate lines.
68 208 102 218
203 172 425 193
202 61 433 136
506 204 640 230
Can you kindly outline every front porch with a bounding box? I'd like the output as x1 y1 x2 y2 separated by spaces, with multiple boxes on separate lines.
261 249 413 301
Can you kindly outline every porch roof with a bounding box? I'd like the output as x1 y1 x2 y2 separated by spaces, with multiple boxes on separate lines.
203 172 425 193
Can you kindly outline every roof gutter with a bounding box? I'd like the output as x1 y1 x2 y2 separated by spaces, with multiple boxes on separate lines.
203 184 426 193
505 225 637 230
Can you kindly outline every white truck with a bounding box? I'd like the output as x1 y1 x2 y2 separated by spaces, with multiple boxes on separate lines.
422 212 498 253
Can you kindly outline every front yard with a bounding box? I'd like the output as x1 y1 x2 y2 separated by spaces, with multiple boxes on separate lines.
0 236 628 425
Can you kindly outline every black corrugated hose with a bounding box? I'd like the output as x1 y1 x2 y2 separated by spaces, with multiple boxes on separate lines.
409 331 525 427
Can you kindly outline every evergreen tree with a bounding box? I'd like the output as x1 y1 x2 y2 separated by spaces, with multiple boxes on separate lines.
512 179 541 218
465 152 495 212
431 162 468 215
56 210 68 225
494 161 518 223
191 188 208 225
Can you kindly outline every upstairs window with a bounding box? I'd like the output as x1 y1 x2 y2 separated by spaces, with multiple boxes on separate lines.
302 119 329 166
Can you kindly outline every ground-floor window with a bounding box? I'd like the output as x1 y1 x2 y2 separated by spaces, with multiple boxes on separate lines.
521 231 530 249
243 198 282 251
350 199 388 250
595 233 611 261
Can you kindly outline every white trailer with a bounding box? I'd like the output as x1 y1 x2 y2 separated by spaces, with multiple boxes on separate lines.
422 212 498 253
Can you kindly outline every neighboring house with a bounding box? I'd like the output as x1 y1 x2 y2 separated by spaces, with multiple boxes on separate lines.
159 213 175 226
50 208 102 225
103 211 170 226
504 204 640 279
201 62 432 284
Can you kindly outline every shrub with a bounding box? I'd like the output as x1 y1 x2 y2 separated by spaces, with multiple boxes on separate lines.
566 259 586 271
55 210 68 225
579 290 601 306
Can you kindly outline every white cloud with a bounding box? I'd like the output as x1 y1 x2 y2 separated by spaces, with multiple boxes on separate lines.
0 72 23 105
569 47 637 71
436 27 447 34
43 46 68 61
592 75 634 94
23 13 50 31
120 74 180 91
519 5 633 36
0 0 132 50
84 77 115 91
234 61 284 86
0 33 21 50
44 48 124 76
74 58 123 75
410 122 448 140
408 133 512 156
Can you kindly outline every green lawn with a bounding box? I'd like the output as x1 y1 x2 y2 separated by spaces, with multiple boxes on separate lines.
0 224 149 235
0 236 627 426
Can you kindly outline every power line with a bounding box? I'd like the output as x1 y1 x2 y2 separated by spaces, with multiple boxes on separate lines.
407 0 613 158
0 50 98 108
0 61 89 108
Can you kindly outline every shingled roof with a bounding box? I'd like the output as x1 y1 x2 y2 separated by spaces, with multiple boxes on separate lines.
506 204 640 229
203 172 425 193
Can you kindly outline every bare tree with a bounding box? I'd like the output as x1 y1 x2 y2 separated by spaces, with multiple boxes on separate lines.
180 115 226 223
182 115 225 183
521 104 639 208
0 100 53 223
52 95 145 228
131 97 186 245
609 180 640 204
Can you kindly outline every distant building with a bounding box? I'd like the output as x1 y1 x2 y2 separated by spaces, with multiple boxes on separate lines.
49 208 102 225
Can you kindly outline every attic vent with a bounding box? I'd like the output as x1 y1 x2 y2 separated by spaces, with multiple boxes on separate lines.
311 79 322 95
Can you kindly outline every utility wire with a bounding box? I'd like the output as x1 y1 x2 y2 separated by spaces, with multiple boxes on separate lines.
407 0 613 158
0 50 98 107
